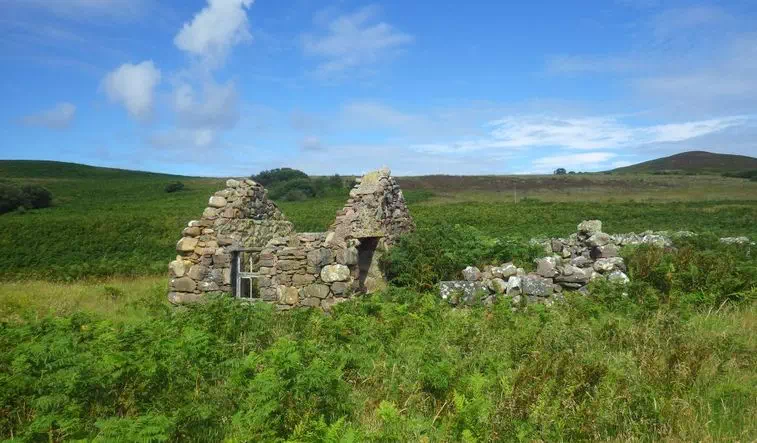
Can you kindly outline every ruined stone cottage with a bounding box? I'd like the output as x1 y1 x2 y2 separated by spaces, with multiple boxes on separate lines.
167 168 414 311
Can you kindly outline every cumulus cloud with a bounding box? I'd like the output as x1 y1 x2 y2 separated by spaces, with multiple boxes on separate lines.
303 5 413 77
102 61 161 121
20 102 76 129
172 80 239 129
174 0 254 66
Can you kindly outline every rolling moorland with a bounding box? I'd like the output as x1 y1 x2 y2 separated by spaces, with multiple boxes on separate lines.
0 155 756 441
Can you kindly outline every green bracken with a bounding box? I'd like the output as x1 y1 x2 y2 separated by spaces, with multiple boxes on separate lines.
0 161 755 441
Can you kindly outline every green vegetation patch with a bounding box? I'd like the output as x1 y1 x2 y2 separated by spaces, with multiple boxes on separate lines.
1 241 755 441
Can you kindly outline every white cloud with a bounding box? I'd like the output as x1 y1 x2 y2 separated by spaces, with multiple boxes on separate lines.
172 80 239 129
413 115 748 154
102 61 161 121
174 0 254 66
20 102 76 129
303 5 413 76
533 152 617 170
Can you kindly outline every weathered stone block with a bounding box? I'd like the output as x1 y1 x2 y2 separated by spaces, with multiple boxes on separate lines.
488 278 507 294
321 264 350 282
587 232 611 247
491 263 518 279
593 257 625 273
307 248 334 268
336 247 358 265
202 207 219 218
169 259 185 277
578 220 602 235
331 281 349 295
172 277 196 292
199 281 220 292
536 257 560 278
439 281 489 305
300 284 330 299
278 286 299 305
462 266 482 281
168 292 202 304
208 196 227 208
182 226 201 237
591 244 618 259
176 237 198 252
301 297 321 307
506 276 522 296
293 273 315 286
555 266 591 284
277 259 303 272
608 270 630 284
522 275 553 297
187 265 207 281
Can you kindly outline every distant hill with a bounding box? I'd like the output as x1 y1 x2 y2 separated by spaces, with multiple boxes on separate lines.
0 160 189 179
611 151 757 174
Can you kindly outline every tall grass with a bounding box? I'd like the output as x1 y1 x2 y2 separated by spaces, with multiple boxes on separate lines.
1 237 755 441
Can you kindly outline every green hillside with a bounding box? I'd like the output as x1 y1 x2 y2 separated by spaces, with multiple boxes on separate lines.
612 151 757 174
1 160 757 281
0 160 191 180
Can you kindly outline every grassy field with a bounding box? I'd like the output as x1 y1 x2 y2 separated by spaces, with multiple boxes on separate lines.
1 162 756 281
1 161 756 441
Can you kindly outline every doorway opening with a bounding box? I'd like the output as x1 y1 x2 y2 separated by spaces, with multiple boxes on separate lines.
356 237 380 292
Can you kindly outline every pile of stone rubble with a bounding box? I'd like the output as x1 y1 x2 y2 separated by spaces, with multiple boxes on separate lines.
439 219 752 307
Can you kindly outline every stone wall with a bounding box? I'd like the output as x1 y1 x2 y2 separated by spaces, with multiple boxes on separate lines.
329 167 415 248
439 220 752 308
168 179 294 304
168 169 414 310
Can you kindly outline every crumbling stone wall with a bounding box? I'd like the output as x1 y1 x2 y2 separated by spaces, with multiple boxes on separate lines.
330 167 415 247
168 179 294 304
440 220 753 307
168 169 414 310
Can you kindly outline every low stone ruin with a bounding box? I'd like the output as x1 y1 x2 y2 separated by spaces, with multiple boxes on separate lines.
168 168 414 311
440 220 753 307
441 220 630 307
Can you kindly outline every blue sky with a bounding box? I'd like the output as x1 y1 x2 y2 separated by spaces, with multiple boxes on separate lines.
1 0 756 176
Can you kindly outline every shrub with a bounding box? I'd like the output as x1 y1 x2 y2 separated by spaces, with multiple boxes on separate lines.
164 181 185 193
0 183 53 213
252 168 309 186
380 225 542 291
20 184 52 209
0 183 23 214
268 178 316 200
723 170 757 180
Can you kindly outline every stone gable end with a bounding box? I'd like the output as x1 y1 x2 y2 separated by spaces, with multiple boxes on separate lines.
168 168 415 311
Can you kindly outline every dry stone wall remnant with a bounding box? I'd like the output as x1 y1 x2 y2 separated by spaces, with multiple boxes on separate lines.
168 168 414 311
439 220 752 308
